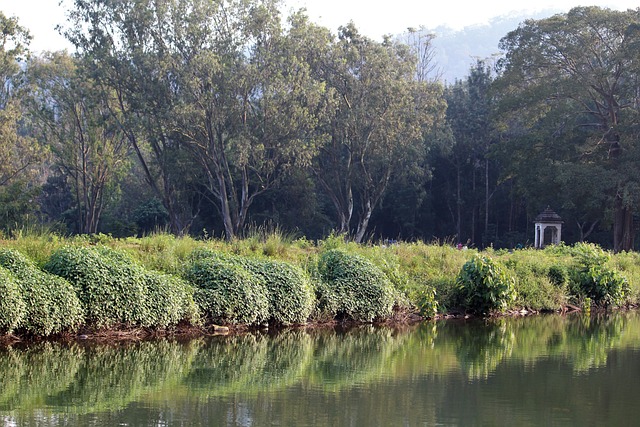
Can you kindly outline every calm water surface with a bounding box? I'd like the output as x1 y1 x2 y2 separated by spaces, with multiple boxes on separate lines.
2 312 640 426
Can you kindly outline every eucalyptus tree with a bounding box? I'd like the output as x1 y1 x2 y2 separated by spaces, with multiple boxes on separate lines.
64 0 202 235
27 52 129 234
0 12 42 189
64 0 325 240
444 61 497 245
496 7 640 251
314 24 446 242
173 4 325 240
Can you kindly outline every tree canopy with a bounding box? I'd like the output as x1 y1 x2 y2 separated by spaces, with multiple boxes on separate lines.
2 4 640 250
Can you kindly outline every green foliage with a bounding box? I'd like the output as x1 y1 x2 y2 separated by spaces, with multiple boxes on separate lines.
456 255 517 314
187 249 314 325
569 243 629 308
45 246 147 328
548 264 569 287
143 272 200 328
185 257 269 325
242 259 315 325
316 249 395 322
133 198 169 234
502 251 568 311
0 248 83 336
0 267 25 333
45 245 198 329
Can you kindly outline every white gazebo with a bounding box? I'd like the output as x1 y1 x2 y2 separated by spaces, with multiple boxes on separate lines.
534 207 563 249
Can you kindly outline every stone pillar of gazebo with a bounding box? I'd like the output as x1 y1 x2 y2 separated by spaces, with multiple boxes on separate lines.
534 207 563 249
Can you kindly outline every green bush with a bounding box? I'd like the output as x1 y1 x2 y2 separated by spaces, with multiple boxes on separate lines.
548 264 569 287
316 249 395 322
0 267 26 333
185 257 269 325
0 249 83 336
143 271 200 328
456 255 517 314
45 246 148 328
96 247 200 327
45 246 200 329
569 243 629 308
242 259 315 325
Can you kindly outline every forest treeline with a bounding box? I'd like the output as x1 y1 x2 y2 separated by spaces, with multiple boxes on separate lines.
2 2 640 250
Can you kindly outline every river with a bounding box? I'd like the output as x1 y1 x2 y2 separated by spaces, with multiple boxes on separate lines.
2 311 640 426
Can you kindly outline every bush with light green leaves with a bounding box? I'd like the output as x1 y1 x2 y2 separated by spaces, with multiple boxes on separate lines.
45 246 148 328
187 249 314 325
569 243 629 308
0 267 26 334
316 249 395 322
185 256 269 325
0 248 83 336
242 259 315 325
45 246 199 329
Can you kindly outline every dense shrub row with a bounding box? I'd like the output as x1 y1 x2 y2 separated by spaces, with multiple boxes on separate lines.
44 246 199 329
0 249 83 336
184 249 314 326
2 233 640 337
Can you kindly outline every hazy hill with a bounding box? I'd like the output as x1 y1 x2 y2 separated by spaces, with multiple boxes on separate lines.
428 9 561 83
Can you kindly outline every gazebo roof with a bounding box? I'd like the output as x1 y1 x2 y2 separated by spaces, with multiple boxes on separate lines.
534 207 563 223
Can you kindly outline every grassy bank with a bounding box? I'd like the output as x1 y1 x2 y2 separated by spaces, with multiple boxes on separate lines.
1 231 639 337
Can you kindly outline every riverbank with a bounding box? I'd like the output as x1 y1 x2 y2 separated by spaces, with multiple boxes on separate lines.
1 232 639 339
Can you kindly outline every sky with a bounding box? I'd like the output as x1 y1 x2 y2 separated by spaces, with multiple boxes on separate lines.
1 0 639 53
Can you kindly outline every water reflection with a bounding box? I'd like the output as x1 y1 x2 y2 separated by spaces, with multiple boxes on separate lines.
2 311 640 425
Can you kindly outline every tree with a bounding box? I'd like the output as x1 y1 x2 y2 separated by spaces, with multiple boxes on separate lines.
497 7 640 251
64 0 201 235
174 5 324 240
313 23 446 242
64 0 324 240
0 12 42 190
27 52 129 234
444 61 498 245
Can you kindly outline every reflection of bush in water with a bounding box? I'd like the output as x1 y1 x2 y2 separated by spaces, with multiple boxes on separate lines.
184 330 313 395
0 342 83 410
452 320 515 380
564 314 626 372
448 313 630 379
306 326 408 389
183 327 409 395
45 339 201 413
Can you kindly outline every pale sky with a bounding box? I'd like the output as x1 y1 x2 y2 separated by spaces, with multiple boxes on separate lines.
1 0 639 53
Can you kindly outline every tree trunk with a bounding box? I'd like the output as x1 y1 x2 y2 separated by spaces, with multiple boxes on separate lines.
354 200 373 243
456 165 461 241
484 157 489 237
613 196 634 252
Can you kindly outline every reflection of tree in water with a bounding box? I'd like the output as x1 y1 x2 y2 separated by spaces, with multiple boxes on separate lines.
452 319 515 380
0 342 82 410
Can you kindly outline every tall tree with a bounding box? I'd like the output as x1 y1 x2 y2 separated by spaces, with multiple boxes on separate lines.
314 23 446 242
174 4 324 240
0 12 42 189
64 0 201 235
444 60 497 245
497 7 640 251
65 0 324 240
27 52 129 234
